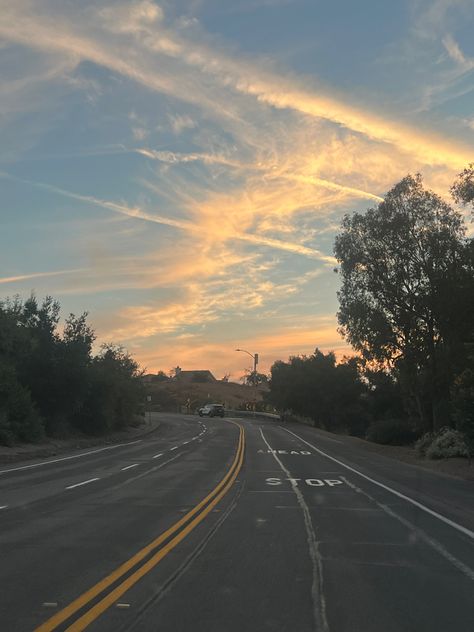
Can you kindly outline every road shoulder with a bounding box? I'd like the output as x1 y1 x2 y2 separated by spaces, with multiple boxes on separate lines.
0 416 162 466
284 423 474 481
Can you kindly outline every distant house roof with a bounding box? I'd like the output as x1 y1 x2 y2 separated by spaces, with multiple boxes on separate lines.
174 370 217 383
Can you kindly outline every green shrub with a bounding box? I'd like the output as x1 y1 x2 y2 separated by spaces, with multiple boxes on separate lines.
280 411 314 426
414 432 433 456
366 418 419 445
425 427 469 459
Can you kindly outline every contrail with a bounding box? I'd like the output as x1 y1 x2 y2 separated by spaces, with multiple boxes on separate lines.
0 172 334 263
136 148 383 202
0 268 87 285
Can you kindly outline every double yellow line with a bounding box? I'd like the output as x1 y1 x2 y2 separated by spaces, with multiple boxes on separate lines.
36 423 245 631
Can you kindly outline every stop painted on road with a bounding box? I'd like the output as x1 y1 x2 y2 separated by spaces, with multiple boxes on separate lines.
265 477 344 487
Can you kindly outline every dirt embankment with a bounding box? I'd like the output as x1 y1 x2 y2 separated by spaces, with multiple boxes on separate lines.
0 416 161 466
145 379 268 411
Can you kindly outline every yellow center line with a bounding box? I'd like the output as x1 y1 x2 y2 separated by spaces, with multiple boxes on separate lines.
35 423 244 632
67 431 245 631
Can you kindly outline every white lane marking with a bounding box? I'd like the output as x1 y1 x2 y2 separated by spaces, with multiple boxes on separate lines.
0 505 8 509
65 477 100 490
0 440 142 475
121 464 139 471
183 441 190 445
42 603 58 608
280 426 474 541
152 453 163 459
260 428 329 632
170 446 178 451
341 476 474 581
115 453 182 489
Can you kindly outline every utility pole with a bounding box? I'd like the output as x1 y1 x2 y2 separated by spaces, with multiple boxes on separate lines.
235 348 259 415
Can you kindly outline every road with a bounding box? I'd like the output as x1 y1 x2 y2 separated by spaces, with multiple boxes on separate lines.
0 413 473 631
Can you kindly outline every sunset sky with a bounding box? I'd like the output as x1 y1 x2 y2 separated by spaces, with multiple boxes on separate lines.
1 0 474 380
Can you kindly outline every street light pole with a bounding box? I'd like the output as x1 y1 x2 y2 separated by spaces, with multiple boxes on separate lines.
235 348 259 415
235 348 258 373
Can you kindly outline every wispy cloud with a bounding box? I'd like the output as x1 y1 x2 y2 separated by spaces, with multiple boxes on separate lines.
442 33 474 71
0 170 334 263
2 0 473 376
168 113 196 133
0 268 86 286
0 1 472 169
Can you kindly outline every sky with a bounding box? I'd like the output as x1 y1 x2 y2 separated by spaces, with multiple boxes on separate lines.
1 0 474 381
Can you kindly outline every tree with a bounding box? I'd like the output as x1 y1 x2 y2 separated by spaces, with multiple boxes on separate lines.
451 368 474 458
0 362 44 445
268 349 368 435
334 174 473 432
80 344 143 434
451 163 474 211
241 370 268 387
153 371 170 382
55 313 96 428
0 294 144 443
6 295 62 433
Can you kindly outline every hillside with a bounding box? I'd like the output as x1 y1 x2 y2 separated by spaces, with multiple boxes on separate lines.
144 379 268 413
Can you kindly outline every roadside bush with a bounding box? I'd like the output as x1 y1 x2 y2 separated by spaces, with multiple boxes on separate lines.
414 432 433 457
279 411 314 426
425 427 469 460
365 418 419 446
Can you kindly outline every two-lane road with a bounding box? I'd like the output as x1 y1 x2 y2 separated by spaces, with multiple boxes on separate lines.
0 414 472 631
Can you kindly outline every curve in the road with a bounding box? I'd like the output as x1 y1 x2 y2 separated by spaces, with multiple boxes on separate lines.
35 421 245 632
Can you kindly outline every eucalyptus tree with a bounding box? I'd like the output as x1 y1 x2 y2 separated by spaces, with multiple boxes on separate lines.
334 174 472 432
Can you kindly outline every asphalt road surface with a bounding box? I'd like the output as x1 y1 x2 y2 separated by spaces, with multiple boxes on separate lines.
0 413 473 631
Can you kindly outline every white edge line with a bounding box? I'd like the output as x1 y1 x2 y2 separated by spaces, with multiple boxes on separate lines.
0 440 142 475
340 475 474 581
65 477 100 490
121 463 139 471
280 426 474 541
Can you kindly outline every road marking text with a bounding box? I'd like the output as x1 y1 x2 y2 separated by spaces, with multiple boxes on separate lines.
266 477 344 487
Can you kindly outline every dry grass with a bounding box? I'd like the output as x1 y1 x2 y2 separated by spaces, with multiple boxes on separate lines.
146 379 266 411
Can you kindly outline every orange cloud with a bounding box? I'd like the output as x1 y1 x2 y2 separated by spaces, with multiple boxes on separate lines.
132 316 351 378
3 0 471 379
1 2 472 171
